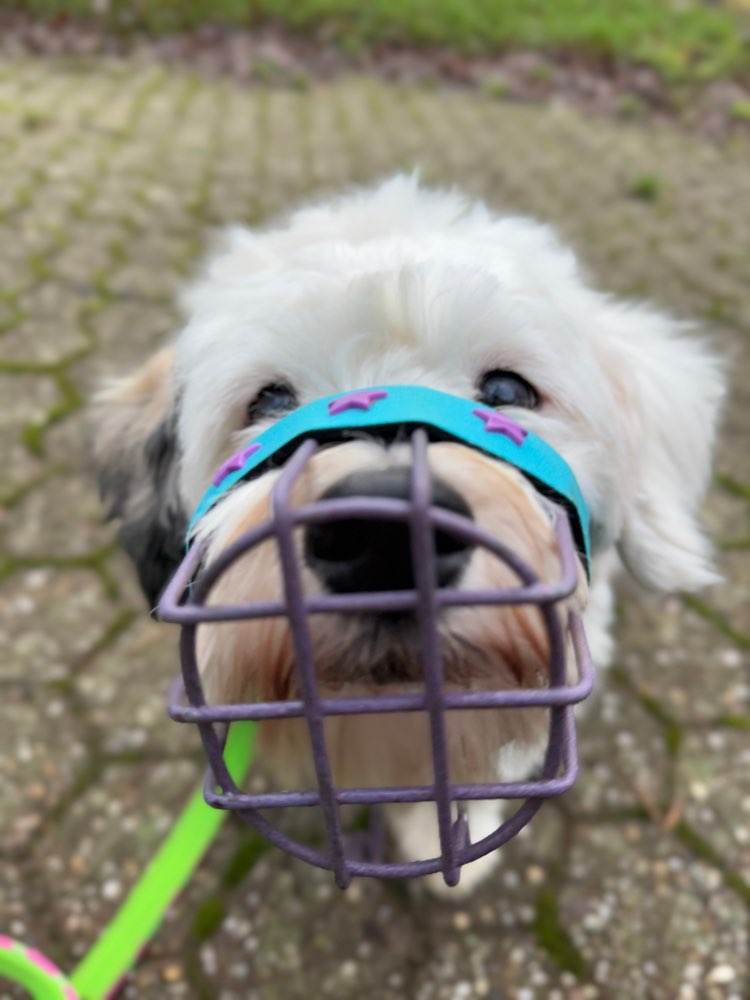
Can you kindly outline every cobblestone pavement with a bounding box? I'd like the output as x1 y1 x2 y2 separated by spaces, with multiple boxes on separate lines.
0 55 749 1000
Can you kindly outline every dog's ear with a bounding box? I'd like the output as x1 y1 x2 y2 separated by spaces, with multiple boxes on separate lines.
94 348 187 609
596 302 725 591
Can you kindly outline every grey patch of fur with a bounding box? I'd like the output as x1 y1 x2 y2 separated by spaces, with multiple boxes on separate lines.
99 409 187 609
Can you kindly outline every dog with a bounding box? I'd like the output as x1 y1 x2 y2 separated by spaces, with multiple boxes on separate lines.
95 175 724 895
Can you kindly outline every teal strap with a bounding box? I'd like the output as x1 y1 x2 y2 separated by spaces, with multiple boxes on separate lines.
69 722 256 999
187 384 591 574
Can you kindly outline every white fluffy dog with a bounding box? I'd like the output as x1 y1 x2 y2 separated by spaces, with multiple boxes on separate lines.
96 175 724 894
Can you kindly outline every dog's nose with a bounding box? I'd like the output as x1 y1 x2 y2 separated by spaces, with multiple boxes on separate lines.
304 467 474 593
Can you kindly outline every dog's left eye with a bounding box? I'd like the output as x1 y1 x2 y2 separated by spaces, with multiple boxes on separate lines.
477 370 539 410
245 382 298 424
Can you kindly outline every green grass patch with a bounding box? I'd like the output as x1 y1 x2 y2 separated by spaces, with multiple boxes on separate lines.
10 0 750 82
627 173 663 201
730 98 750 121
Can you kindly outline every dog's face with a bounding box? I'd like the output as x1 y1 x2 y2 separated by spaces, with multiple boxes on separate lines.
95 177 723 787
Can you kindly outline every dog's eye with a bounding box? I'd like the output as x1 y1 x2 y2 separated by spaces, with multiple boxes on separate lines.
477 370 539 410
246 382 297 424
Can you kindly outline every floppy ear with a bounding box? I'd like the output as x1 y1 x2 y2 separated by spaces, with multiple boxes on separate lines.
596 302 725 592
94 348 187 609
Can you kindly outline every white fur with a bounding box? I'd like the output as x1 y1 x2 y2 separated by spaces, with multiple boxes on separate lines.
151 175 724 892
177 175 723 597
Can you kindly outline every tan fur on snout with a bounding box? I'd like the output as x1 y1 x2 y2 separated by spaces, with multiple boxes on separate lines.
195 441 587 792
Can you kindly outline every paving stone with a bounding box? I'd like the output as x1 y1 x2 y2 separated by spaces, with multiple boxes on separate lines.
41 405 102 471
560 823 748 999
0 567 119 683
678 729 750 883
0 315 90 365
0 372 57 495
0 684 87 853
0 859 42 945
51 222 126 287
570 680 671 816
75 616 195 755
2 471 113 559
105 260 184 303
16 281 84 327
1 52 749 1000
706 548 750 638
25 758 201 966
617 598 749 725
702 484 749 551
194 807 591 998
77 298 178 380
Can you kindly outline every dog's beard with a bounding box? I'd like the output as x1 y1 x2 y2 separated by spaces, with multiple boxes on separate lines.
194 441 587 789
316 615 511 688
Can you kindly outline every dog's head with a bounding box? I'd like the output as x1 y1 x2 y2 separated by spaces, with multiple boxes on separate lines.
96 176 724 712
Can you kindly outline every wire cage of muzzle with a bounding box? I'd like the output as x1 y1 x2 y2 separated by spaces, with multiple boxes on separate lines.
160 428 594 889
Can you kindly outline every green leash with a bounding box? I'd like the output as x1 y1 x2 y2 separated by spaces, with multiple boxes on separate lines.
0 722 256 1000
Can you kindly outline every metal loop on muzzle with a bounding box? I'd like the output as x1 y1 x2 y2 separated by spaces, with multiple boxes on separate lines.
159 428 594 888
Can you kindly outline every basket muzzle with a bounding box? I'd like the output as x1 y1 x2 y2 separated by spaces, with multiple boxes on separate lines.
159 386 595 888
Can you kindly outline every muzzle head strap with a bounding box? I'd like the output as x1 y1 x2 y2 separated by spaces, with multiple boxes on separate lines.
188 385 591 578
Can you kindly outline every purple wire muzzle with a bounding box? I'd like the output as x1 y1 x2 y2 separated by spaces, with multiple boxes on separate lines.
159 427 595 888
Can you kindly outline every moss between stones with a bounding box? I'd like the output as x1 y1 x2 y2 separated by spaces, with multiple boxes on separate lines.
715 472 750 503
627 173 663 201
189 830 270 945
70 608 138 672
22 369 84 457
192 896 227 942
0 304 27 334
681 594 750 651
612 665 686 758
719 537 750 552
533 883 590 979
673 820 750 907
714 713 750 731
0 543 121 598
220 829 270 889
0 466 64 509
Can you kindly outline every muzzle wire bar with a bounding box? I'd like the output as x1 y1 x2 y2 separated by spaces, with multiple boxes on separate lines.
270 438 351 889
160 432 595 884
409 429 459 885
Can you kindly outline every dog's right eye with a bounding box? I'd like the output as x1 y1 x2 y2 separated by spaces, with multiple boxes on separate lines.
245 382 297 425
477 370 539 410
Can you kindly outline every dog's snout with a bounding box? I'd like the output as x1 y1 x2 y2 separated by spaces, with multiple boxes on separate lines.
304 467 474 593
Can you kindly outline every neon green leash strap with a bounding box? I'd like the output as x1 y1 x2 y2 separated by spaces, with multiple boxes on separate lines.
70 722 256 1000
0 940 74 999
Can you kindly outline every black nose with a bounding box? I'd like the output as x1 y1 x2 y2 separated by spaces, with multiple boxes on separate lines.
304 467 474 594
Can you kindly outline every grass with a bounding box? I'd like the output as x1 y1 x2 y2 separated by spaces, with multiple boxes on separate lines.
12 0 750 82
627 173 663 202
